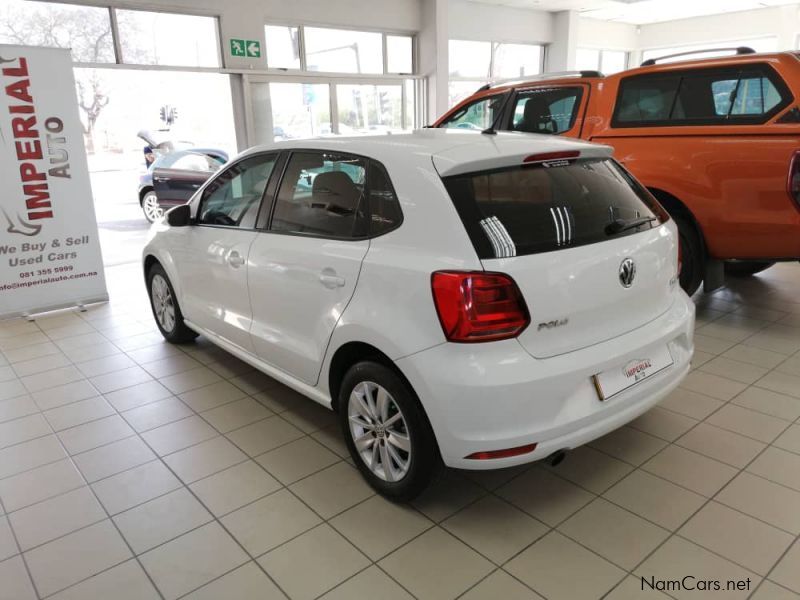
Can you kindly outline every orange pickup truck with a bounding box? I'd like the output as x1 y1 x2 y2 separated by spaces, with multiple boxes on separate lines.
434 48 800 295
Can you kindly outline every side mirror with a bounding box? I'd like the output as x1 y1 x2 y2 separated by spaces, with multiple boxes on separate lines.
166 203 192 227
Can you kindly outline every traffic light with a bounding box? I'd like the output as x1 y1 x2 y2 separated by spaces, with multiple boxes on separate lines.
159 105 179 126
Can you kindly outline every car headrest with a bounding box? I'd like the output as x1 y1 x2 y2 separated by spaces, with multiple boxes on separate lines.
312 171 360 211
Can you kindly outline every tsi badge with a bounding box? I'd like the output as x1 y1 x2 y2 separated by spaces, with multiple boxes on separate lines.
619 257 636 288
623 358 652 383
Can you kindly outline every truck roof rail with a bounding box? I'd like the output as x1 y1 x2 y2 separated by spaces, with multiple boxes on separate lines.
641 46 756 67
485 70 603 90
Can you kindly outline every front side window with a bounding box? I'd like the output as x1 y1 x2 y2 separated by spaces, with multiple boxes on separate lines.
271 152 368 238
197 154 277 228
614 65 790 126
440 94 505 130
442 158 667 258
512 87 583 134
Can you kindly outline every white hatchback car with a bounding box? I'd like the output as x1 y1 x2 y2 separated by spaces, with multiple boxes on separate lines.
143 129 695 500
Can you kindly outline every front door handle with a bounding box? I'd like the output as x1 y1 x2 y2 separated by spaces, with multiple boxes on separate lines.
319 269 345 288
228 251 245 268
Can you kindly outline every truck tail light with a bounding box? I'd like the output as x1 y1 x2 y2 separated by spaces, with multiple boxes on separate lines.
787 151 800 209
431 271 529 342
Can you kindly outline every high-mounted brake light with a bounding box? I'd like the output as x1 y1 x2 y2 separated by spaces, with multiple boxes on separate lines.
431 271 529 343
523 151 580 163
465 443 537 460
787 151 800 209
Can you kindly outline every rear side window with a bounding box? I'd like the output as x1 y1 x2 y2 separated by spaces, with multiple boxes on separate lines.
442 158 668 259
613 65 791 126
511 87 583 134
271 152 368 239
440 94 505 130
367 161 402 235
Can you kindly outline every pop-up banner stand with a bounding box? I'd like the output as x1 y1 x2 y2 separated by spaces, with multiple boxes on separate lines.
0 45 108 319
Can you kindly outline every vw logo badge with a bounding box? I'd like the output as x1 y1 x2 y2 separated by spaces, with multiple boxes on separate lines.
619 258 636 288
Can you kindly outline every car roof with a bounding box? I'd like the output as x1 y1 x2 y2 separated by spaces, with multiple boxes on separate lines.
239 129 612 176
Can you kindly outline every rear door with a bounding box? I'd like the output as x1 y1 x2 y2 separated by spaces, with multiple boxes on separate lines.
505 84 590 138
247 150 370 385
437 154 678 358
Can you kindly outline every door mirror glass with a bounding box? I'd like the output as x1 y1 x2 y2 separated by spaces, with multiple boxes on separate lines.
166 203 192 227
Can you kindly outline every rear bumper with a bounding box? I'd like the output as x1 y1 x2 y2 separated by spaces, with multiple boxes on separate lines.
397 293 695 469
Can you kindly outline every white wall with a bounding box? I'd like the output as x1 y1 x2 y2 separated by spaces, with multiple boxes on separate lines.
448 0 552 44
577 17 637 50
638 5 800 52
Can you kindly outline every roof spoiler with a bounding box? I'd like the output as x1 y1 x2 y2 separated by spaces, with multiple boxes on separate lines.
641 46 755 67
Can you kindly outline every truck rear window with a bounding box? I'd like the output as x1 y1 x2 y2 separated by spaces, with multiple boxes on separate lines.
442 158 668 259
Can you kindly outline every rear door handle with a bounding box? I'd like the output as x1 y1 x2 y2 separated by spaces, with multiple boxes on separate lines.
319 269 345 288
228 251 245 268
153 176 170 183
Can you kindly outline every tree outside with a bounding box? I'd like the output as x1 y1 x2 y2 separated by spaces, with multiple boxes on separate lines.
0 1 148 153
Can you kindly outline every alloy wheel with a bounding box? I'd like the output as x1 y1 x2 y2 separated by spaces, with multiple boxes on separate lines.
151 274 176 333
347 381 411 482
143 193 164 222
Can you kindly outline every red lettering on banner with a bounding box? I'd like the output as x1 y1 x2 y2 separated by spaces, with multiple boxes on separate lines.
2 56 52 222
5 78 32 104
1 57 28 78
15 140 42 161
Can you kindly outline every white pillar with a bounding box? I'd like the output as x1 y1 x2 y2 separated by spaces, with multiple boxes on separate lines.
418 0 449 123
546 10 579 72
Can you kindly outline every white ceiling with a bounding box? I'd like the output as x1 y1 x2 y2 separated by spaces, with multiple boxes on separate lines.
476 0 800 25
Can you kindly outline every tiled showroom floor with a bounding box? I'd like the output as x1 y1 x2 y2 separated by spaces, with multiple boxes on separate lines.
1 263 800 600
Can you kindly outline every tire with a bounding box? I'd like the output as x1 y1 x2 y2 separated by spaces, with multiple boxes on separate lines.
142 190 164 223
339 361 441 501
724 261 775 277
147 263 198 343
674 214 703 296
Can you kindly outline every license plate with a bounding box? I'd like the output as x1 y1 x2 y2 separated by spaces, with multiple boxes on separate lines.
592 345 674 401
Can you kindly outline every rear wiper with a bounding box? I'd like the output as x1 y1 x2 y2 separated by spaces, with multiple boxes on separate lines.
605 216 656 235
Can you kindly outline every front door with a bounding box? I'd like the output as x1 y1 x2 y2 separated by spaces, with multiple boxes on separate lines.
248 150 370 384
170 152 279 353
154 152 222 205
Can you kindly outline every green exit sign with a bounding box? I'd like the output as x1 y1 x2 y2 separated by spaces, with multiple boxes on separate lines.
230 38 261 58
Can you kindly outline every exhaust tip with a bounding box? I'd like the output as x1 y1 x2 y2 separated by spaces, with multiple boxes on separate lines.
545 449 568 467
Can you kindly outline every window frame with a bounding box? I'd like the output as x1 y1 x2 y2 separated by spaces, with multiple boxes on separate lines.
447 38 545 105
258 149 403 241
194 151 281 231
576 48 630 74
611 63 793 128
264 22 416 76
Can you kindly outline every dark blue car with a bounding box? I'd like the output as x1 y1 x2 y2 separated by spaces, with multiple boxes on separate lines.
138 148 228 222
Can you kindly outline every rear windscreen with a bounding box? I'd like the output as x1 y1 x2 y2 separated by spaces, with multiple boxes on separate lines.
442 158 668 259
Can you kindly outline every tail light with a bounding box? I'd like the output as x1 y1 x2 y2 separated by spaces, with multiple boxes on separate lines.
431 271 529 342
788 151 800 209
